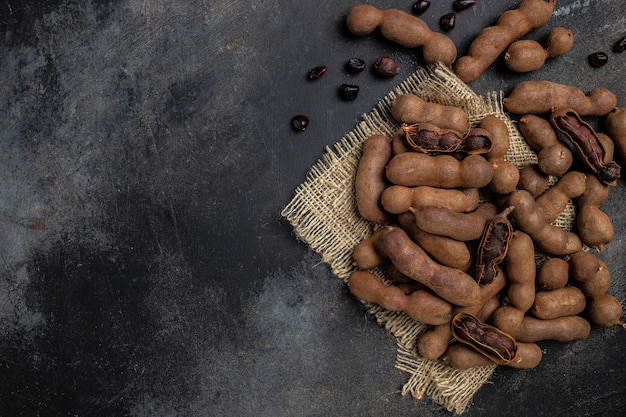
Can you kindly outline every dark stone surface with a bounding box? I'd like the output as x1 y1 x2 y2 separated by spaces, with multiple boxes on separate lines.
0 0 624 415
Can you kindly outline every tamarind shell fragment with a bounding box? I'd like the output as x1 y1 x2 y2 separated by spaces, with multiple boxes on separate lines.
473 206 514 285
402 123 492 154
451 313 517 365
550 108 621 185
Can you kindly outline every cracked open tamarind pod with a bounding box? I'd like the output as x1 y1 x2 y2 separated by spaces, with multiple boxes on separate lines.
551 108 621 185
473 206 514 285
451 313 518 365
401 123 492 154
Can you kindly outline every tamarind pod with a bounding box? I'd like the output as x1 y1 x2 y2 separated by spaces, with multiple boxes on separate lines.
504 81 617 116
576 174 614 251
519 114 573 177
495 310 591 343
506 190 582 256
454 0 557 83
530 286 586 320
503 231 536 312
536 257 569 291
352 228 387 270
398 212 473 272
586 293 626 328
402 123 492 154
379 226 482 306
348 270 454 325
385 152 494 188
355 134 393 224
551 109 621 185
517 164 550 197
452 313 517 364
389 94 469 133
535 171 586 223
504 27 573 73
381 184 479 214
411 202 498 242
569 251 611 298
443 341 542 369
391 127 412 155
473 206 514 285
346 5 457 65
481 115 519 194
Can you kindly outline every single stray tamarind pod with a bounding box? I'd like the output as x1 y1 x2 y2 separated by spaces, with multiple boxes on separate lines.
504 27 574 73
518 114 573 177
401 123 492 154
536 257 569 291
411 202 499 242
381 185 479 214
534 171 586 223
504 81 617 116
568 251 611 297
517 164 550 197
385 152 494 188
389 94 470 133
398 212 473 272
355 134 393 224
352 228 387 270
473 206 514 285
530 286 586 320
454 0 557 83
604 107 626 163
347 270 454 325
506 190 582 256
503 231 536 312
481 114 519 195
551 108 621 185
586 293 626 328
451 313 517 365
345 5 457 65
443 341 542 369
576 173 614 251
379 226 482 306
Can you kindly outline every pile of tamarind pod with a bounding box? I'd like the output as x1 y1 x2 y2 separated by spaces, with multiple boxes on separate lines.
349 82 626 370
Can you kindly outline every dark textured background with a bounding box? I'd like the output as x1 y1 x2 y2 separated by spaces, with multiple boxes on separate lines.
0 1 625 416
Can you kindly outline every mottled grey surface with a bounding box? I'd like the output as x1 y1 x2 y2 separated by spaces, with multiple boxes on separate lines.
0 0 625 416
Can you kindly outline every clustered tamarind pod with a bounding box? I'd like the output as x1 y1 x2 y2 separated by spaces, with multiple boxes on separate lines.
355 134 393 225
473 206 514 285
389 94 470 133
534 171 586 222
518 114 573 177
516 164 550 197
451 313 517 365
411 202 498 242
401 123 492 154
454 0 557 83
504 27 574 73
345 5 457 66
480 115 519 195
604 107 626 163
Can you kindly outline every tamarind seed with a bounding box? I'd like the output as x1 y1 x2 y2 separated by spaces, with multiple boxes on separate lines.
454 0 476 11
440 13 456 31
308 66 327 80
588 52 608 68
412 0 431 15
374 56 399 77
346 58 366 73
339 84 360 100
291 115 310 131
613 36 626 53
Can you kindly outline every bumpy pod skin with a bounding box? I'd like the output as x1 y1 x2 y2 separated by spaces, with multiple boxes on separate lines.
518 114 573 177
504 27 574 73
481 115 519 195
454 0 557 83
531 286 587 320
355 134 393 224
451 313 517 365
381 185 479 214
551 108 621 185
504 81 617 116
534 171 587 223
412 202 498 242
604 107 626 164
390 94 470 133
346 5 457 65
577 173 614 251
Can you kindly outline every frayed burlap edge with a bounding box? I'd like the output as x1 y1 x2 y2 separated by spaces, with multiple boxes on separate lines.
281 62 574 414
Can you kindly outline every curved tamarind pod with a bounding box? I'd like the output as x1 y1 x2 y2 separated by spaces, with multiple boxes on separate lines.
473 206 514 285
355 134 393 224
451 313 517 365
518 114 573 177
481 114 519 195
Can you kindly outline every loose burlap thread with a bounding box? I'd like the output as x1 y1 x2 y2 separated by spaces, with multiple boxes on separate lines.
281 62 575 414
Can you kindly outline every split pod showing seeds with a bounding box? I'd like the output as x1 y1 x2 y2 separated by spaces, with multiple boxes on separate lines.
473 206 514 285
550 108 621 185
401 123 492 154
451 313 518 365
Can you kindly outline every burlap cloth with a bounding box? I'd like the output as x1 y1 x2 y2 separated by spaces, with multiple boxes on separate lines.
281 62 575 414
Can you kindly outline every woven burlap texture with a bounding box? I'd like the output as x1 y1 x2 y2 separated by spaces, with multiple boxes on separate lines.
281 62 574 414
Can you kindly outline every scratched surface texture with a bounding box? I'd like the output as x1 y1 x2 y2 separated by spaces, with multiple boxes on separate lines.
0 0 625 416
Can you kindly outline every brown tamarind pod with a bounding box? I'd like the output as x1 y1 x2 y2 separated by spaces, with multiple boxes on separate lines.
401 123 492 154
481 114 519 195
534 171 586 223
551 108 621 185
518 114 573 177
586 293 626 328
451 313 517 365
473 206 514 285
443 341 542 369
411 202 498 242
493 309 591 343
503 230 536 312
355 134 393 225
517 164 550 197
530 286 586 320
352 228 387 270
536 257 569 291
569 251 611 297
